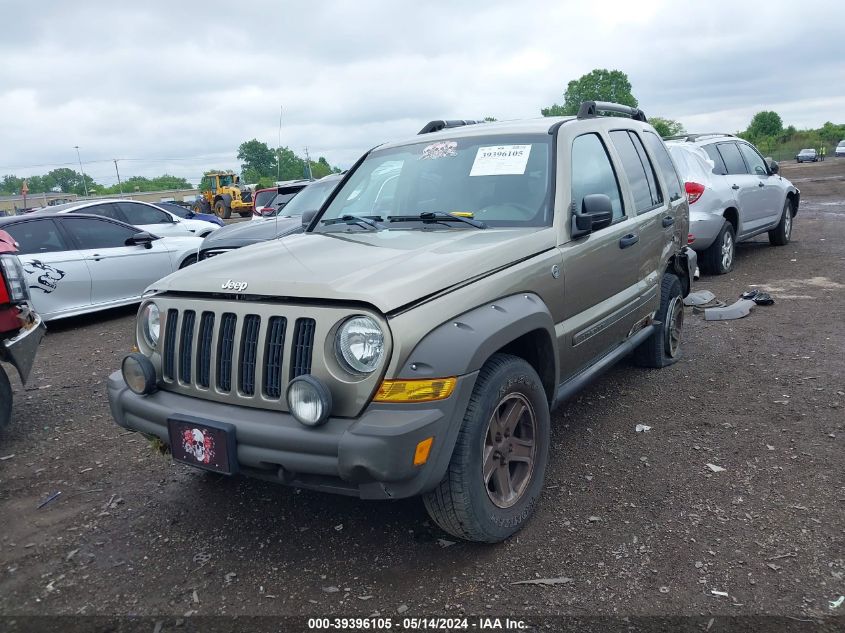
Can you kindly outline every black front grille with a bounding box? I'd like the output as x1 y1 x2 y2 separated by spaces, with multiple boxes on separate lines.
217 313 237 392
178 310 196 383
291 318 316 379
196 312 215 388
238 315 261 395
263 317 287 398
160 307 319 406
162 309 178 380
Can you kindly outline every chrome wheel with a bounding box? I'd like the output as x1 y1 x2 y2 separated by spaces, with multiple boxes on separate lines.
482 393 536 509
721 230 734 271
666 295 684 358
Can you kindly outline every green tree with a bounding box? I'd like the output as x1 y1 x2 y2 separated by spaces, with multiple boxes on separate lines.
1 175 24 195
237 139 277 178
649 117 685 138
746 111 783 140
542 68 638 117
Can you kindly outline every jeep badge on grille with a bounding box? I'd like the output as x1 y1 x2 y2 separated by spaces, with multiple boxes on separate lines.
222 280 248 291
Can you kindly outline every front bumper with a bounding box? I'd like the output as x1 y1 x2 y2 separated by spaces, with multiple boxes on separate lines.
1 312 45 384
107 371 477 500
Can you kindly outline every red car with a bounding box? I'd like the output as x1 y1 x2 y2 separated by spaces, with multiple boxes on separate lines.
0 229 46 430
251 180 311 220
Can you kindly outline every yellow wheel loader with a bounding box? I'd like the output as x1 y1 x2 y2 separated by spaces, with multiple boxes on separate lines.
193 172 253 219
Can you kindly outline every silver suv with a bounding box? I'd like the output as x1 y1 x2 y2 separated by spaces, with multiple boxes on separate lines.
108 102 696 542
666 134 799 274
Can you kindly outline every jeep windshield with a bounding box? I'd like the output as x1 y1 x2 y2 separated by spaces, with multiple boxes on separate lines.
315 134 553 231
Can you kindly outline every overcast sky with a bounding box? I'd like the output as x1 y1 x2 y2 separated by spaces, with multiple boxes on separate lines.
2 0 843 187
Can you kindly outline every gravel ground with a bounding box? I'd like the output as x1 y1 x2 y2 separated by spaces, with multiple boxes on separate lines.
1 160 843 627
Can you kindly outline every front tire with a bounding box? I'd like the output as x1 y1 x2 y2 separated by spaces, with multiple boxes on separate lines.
423 353 550 543
768 199 793 246
0 366 12 431
213 201 232 220
633 273 684 368
701 221 735 275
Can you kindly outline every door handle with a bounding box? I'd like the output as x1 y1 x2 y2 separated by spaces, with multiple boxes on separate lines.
662 216 675 228
731 184 740 190
619 233 639 249
91 254 102 261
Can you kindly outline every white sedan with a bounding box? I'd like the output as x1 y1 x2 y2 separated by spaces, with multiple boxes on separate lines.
33 199 220 238
0 213 202 321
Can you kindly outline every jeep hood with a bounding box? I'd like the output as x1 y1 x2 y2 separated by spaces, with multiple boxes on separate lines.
201 216 301 246
151 228 555 313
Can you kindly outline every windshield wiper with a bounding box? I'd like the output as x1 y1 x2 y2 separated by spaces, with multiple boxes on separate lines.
321 214 384 230
388 212 487 229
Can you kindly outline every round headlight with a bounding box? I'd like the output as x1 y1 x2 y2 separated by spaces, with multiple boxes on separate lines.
141 303 160 348
122 352 157 395
335 316 384 374
286 375 332 427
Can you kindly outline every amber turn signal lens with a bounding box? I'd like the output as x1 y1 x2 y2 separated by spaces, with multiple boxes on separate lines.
373 377 457 403
413 437 434 466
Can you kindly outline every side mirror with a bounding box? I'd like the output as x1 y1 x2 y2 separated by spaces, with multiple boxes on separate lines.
301 209 318 227
126 231 156 248
572 194 613 238
765 158 779 175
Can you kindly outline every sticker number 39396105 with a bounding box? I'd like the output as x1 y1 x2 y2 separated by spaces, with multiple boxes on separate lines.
470 144 532 177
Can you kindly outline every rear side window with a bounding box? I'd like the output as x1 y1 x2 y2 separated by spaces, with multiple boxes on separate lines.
64 217 138 250
571 133 624 222
643 132 683 202
254 190 276 208
716 143 748 175
73 202 124 221
703 145 728 175
4 219 69 254
609 130 663 213
116 202 172 225
738 143 768 176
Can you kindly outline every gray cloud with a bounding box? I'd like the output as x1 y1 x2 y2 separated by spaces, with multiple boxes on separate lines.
1 0 842 186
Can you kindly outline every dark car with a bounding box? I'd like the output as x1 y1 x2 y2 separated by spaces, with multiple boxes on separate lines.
154 201 224 228
200 175 343 261
251 179 313 220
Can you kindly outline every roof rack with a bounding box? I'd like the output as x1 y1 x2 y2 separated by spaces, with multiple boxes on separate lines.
664 133 736 142
418 120 483 135
577 101 647 123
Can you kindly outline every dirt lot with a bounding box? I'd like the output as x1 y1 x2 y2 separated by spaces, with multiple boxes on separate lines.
1 160 843 628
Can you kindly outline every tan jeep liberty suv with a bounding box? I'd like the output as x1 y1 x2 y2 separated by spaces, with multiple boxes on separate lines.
109 101 696 542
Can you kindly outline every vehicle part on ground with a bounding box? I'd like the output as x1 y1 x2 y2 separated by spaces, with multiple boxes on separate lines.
683 290 716 306
704 299 756 321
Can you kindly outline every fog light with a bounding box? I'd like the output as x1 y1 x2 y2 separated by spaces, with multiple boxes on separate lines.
287 375 332 427
122 352 157 395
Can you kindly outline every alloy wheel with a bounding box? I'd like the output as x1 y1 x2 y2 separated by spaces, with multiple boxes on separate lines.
721 231 734 271
482 393 537 509
666 295 684 358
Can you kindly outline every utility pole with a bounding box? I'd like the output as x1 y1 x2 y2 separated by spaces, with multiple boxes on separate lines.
304 146 313 179
113 159 123 194
277 105 283 181
73 145 89 196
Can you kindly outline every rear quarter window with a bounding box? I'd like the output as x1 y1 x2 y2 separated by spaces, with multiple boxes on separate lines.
643 132 683 202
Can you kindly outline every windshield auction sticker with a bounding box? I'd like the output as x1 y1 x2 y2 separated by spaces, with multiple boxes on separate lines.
470 144 531 176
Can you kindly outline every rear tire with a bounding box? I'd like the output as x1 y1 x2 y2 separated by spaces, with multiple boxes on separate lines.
423 353 550 543
701 221 735 275
213 201 231 220
0 366 12 432
633 273 684 368
768 199 792 246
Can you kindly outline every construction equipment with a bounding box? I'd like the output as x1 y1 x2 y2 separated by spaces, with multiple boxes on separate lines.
194 172 253 219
